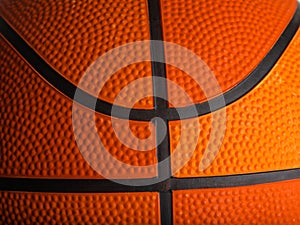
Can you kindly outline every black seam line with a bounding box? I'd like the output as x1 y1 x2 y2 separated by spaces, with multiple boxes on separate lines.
147 0 172 224
1 5 299 122
0 169 299 193
0 16 155 122
167 5 300 120
159 192 173 225
148 0 171 177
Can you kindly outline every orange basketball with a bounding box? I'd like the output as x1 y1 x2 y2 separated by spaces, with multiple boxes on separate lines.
0 0 299 224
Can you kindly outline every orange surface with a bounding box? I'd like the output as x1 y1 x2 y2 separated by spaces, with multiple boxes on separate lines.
0 1 299 224
161 0 297 106
0 192 160 225
170 28 300 177
1 0 297 108
0 0 153 108
0 37 157 178
173 179 300 225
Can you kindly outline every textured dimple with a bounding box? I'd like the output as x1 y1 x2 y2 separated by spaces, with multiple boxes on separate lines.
173 179 300 225
0 0 153 109
0 37 157 178
170 28 300 177
0 192 160 225
161 0 297 106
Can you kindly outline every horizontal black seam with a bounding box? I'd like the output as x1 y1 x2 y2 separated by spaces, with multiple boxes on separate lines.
0 4 299 121
0 169 299 193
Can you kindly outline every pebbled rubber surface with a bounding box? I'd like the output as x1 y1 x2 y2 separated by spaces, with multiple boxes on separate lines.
170 28 300 177
160 0 297 106
0 0 297 108
173 179 300 225
0 0 299 224
0 0 153 109
0 37 157 178
0 192 160 225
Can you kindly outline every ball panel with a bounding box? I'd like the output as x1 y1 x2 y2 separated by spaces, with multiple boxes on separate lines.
160 0 297 106
173 179 300 225
0 37 157 178
0 0 153 109
170 28 300 177
0 0 299 224
98 62 154 109
0 191 160 225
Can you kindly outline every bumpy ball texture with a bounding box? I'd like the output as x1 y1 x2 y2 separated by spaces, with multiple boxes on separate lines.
0 0 299 224
0 192 160 225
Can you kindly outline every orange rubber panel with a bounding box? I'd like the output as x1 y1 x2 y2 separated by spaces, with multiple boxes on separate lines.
160 0 297 106
173 179 300 225
169 28 300 177
0 192 160 225
0 37 157 178
0 0 153 108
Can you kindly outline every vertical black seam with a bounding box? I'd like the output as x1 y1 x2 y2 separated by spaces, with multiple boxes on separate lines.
147 0 173 224
159 192 173 225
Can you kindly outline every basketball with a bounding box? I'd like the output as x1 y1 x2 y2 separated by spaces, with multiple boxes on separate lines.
0 0 299 224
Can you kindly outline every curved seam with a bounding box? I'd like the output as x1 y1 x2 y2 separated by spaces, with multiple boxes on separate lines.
0 5 299 121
